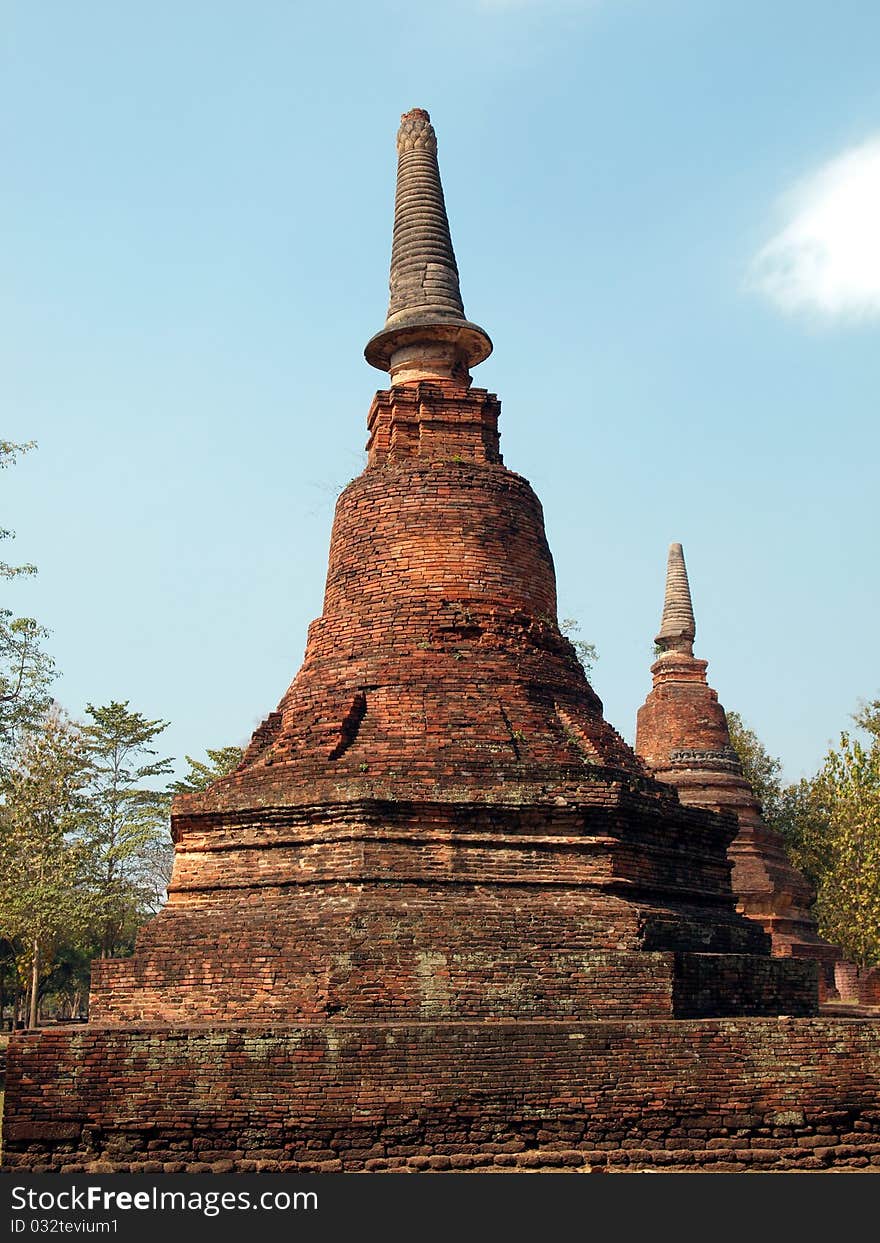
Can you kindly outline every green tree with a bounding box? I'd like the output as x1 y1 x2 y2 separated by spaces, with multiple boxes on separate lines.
39 941 94 1021
1 439 37 581
728 704 880 967
729 708 829 881
0 708 94 1027
80 701 173 957
810 726 880 969
0 612 55 756
169 745 243 794
854 699 880 742
724 711 822 879
1 934 21 1027
725 711 786 824
1 441 55 757
772 777 830 892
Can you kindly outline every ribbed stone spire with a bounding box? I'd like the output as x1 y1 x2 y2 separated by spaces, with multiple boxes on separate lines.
365 108 492 384
655 542 696 655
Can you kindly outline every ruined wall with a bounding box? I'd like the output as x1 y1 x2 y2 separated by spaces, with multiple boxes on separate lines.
5 1019 879 1172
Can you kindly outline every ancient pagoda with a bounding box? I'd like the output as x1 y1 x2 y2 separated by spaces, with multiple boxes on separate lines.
635 543 840 990
4 110 878 1174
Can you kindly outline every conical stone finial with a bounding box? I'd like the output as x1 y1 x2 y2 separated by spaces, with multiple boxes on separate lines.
655 543 696 655
365 108 492 384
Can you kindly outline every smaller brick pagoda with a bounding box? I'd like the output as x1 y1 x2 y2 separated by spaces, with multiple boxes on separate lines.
636 542 839 984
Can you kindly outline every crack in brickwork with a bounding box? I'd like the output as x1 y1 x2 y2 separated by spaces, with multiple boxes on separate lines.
328 691 367 761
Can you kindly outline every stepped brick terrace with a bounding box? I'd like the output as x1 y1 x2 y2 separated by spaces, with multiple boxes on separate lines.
3 109 879 1174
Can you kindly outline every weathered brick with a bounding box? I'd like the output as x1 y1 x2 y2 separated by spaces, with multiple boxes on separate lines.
3 107 877 1177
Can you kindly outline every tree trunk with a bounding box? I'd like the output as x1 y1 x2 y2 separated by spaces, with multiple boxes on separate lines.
28 938 39 1028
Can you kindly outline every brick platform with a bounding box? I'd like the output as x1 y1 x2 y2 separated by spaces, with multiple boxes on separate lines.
4 1020 880 1172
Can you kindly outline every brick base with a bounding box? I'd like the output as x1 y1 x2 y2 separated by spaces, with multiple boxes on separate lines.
3 1019 879 1172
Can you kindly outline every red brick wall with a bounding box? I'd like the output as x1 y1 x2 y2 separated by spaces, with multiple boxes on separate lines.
861 968 880 1006
4 1019 879 1172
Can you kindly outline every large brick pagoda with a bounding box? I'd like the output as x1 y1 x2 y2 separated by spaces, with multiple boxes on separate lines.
3 110 879 1174
635 543 840 989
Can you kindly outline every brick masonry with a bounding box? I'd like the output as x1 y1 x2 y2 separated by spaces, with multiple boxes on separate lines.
62 375 813 1034
635 548 840 981
3 112 878 1173
4 1020 880 1172
3 378 868 1172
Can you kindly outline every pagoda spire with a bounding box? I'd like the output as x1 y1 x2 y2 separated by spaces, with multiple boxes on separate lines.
655 542 696 656
636 542 839 974
365 108 492 385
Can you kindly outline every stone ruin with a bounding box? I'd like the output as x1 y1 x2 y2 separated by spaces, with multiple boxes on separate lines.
3 109 879 1173
635 542 841 995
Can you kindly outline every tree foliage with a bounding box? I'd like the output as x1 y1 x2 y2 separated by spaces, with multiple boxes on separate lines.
810 727 880 969
0 708 94 1025
1 441 56 758
854 699 880 742
1 440 38 581
169 745 243 794
727 704 880 969
79 701 174 957
1 436 243 1024
0 612 55 756
726 710 785 825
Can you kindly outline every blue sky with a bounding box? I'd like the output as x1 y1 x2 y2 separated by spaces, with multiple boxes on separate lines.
3 0 878 782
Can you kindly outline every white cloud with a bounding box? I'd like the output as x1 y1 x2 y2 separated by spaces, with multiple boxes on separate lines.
749 137 880 318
